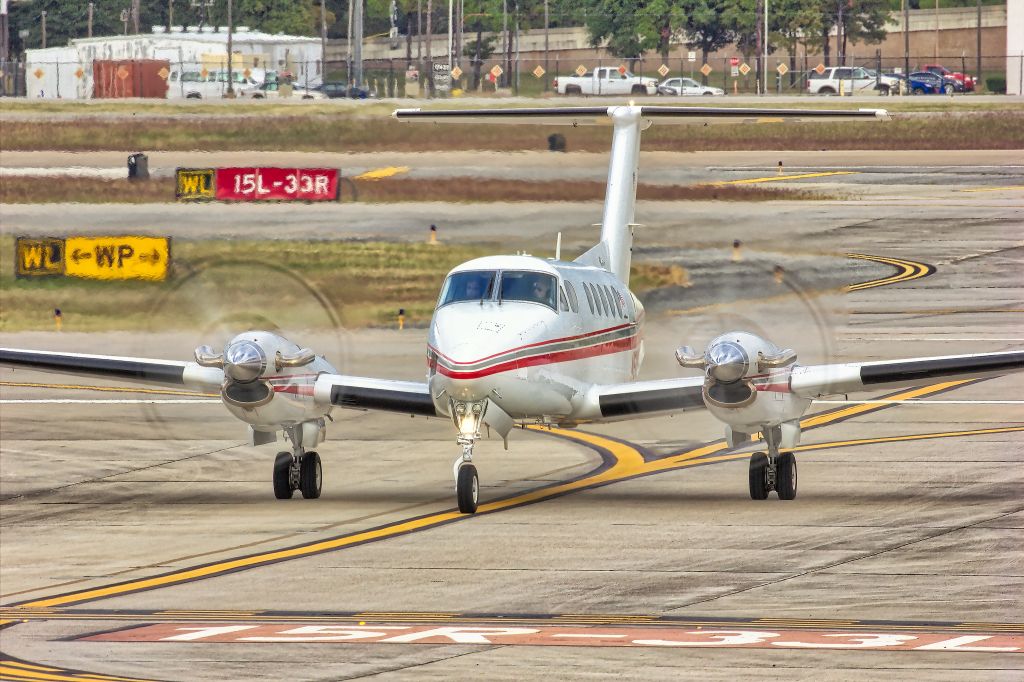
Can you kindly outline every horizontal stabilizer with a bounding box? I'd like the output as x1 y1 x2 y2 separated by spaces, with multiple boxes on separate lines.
393 106 890 126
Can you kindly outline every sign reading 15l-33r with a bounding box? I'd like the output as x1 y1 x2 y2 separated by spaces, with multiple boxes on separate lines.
176 168 340 202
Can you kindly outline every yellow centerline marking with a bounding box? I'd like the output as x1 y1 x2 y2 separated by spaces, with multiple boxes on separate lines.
11 381 988 610
958 185 1024 193
354 166 409 181
712 171 858 186
0 381 216 398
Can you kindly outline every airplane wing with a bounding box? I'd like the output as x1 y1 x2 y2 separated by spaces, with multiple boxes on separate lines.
789 350 1024 398
0 348 223 390
589 375 707 422
312 374 437 417
0 349 439 416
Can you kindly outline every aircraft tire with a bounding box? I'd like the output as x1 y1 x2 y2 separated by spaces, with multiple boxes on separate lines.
273 451 294 499
457 464 479 514
776 451 798 500
299 451 322 499
749 452 769 500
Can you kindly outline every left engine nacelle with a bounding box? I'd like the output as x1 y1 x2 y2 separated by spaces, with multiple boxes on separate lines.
677 331 808 435
194 331 336 430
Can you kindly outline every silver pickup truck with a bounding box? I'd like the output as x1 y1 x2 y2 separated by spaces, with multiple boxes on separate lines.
554 67 658 96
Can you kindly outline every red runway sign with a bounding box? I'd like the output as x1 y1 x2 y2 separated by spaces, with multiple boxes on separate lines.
214 168 339 201
82 623 1023 652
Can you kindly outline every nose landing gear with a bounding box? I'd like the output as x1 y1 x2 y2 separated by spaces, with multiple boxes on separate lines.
451 400 487 514
747 425 798 500
454 442 479 514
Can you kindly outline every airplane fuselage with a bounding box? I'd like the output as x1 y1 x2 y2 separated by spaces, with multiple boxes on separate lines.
427 255 644 424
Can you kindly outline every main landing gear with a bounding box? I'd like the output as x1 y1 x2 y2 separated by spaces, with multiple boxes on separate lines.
748 425 797 501
273 425 322 500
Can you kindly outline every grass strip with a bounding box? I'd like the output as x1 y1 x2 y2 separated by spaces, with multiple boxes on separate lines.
2 111 1021 152
0 238 683 332
0 176 819 204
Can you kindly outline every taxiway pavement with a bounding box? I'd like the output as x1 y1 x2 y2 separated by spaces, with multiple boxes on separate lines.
1 152 1022 680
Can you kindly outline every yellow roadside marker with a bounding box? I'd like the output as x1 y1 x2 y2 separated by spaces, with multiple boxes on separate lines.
957 185 1024 193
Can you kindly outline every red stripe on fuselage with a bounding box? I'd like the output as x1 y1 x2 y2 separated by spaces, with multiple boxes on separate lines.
436 335 638 380
429 322 635 366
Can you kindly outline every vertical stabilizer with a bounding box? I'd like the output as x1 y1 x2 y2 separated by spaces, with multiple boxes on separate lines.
593 106 646 285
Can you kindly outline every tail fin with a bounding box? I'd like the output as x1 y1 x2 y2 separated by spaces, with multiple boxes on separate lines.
393 105 889 285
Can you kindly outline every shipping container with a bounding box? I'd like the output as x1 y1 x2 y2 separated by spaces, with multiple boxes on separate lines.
92 59 170 99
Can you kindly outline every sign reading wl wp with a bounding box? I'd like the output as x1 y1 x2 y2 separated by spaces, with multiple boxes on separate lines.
16 236 170 281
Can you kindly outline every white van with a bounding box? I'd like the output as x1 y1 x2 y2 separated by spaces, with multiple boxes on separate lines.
167 68 263 99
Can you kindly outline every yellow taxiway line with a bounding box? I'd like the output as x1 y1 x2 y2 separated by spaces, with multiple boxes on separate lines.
957 185 1024 193
354 166 410 180
846 253 934 291
712 171 858 186
10 381 992 610
0 381 217 398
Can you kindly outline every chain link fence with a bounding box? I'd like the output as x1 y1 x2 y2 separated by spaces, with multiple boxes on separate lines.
6 54 1018 99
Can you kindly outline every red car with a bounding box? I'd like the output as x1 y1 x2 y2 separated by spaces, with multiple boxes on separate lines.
921 64 976 92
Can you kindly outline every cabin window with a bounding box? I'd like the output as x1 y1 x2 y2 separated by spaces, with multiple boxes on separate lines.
597 283 611 316
609 286 625 317
438 270 496 307
559 287 570 312
564 281 579 313
499 271 557 310
583 282 595 314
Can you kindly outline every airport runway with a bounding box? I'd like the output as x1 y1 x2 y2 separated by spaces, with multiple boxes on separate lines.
1 154 1023 680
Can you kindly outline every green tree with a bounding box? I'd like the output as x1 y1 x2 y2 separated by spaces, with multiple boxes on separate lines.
573 0 684 65
678 0 735 82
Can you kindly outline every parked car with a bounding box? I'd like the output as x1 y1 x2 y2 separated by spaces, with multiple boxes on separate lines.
243 81 326 100
315 81 376 99
908 71 956 95
554 67 658 96
805 66 897 95
921 63 976 91
657 77 725 96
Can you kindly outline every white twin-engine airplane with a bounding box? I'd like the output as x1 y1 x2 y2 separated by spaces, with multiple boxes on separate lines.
3 106 1022 513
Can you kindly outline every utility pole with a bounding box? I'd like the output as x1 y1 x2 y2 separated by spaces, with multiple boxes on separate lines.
347 0 354 82
763 0 769 95
132 0 140 34
755 0 762 93
320 0 327 82
425 0 432 95
226 0 233 96
167 0 172 32
447 0 453 79
1 0 8 61
354 0 364 88
903 0 909 77
40 9 46 48
975 0 982 86
544 0 549 90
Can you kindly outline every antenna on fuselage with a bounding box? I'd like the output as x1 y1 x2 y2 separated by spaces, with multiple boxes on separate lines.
555 232 562 261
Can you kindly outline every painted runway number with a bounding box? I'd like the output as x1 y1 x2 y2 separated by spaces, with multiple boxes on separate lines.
82 624 1022 652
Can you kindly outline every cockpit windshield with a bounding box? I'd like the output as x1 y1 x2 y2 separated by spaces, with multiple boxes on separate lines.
499 271 557 309
438 270 496 306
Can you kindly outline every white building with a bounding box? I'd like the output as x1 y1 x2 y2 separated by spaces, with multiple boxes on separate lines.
1009 0 1023 95
25 26 324 99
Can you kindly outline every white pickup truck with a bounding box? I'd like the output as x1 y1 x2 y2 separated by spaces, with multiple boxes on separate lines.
806 66 898 96
554 67 658 96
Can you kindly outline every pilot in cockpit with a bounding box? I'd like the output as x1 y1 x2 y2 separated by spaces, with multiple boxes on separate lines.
530 276 552 305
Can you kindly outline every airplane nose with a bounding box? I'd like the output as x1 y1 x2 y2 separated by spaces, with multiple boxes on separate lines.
706 341 748 384
224 340 266 383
